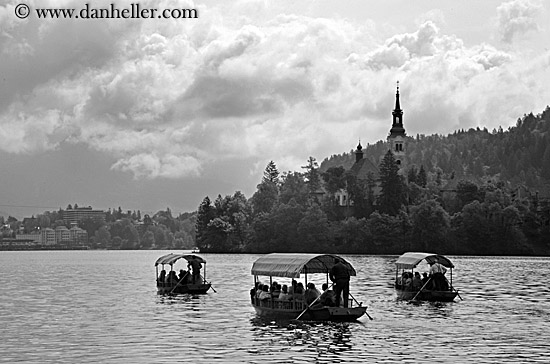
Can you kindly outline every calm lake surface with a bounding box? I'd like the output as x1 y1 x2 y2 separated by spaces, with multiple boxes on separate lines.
1 251 549 363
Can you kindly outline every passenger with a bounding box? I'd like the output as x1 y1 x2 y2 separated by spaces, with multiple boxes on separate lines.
304 282 321 305
412 272 423 290
403 272 413 291
396 272 406 288
178 269 188 282
330 258 350 308
158 270 166 287
272 283 281 298
421 272 430 286
294 282 305 301
287 285 294 300
278 285 292 300
256 283 264 299
251 282 262 302
167 271 179 285
259 284 271 300
319 283 337 307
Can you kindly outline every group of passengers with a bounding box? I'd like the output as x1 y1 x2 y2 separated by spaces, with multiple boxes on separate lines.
250 280 338 307
157 260 203 287
395 261 450 291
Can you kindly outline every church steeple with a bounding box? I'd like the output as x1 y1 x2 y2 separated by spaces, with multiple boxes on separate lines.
355 140 364 163
390 81 405 137
387 81 407 171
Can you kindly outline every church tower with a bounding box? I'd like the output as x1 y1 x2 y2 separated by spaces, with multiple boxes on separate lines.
387 81 407 170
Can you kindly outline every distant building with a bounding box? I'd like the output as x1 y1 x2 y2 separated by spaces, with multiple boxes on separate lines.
62 206 105 226
69 227 88 246
55 226 71 245
41 228 56 246
15 232 41 243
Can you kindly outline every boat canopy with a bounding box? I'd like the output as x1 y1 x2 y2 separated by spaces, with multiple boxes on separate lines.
155 253 206 266
251 253 356 278
395 252 454 270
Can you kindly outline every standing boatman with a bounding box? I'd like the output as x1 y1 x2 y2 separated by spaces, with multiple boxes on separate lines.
329 258 350 308
188 258 203 284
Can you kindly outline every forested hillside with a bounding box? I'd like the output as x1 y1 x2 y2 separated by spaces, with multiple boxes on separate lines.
321 106 550 194
194 107 550 256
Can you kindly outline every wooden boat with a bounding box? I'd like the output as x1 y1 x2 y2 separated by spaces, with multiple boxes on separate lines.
250 253 369 322
394 252 461 302
155 253 212 294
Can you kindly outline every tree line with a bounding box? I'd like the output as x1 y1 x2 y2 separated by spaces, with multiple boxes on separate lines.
6 206 196 250
195 108 550 256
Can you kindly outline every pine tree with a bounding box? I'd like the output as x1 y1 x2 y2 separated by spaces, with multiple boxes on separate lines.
378 150 406 215
262 160 280 185
301 156 321 194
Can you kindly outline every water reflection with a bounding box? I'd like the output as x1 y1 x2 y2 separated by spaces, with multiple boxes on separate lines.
249 316 357 362
2 252 550 363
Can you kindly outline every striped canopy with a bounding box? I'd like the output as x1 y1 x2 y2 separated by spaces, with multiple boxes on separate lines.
395 252 454 270
251 253 356 278
155 253 206 266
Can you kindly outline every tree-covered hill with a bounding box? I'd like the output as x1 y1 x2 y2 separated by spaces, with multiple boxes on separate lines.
321 106 550 194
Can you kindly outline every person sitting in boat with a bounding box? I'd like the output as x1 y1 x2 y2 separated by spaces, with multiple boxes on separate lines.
412 272 423 290
158 270 166 287
271 282 281 298
395 272 404 287
251 282 262 303
258 285 271 300
178 269 189 283
304 283 321 305
401 272 413 290
287 285 294 300
293 282 305 301
278 285 292 300
167 271 179 286
319 283 337 306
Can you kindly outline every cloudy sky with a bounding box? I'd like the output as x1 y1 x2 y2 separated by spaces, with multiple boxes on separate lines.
0 0 549 218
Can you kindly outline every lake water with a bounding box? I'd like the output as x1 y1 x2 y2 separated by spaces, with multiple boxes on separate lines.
1 251 549 363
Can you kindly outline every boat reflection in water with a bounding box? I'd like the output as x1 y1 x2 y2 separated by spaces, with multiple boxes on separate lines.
249 316 355 358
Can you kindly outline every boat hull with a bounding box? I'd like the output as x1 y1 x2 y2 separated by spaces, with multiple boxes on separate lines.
157 283 211 295
252 299 367 322
396 288 458 302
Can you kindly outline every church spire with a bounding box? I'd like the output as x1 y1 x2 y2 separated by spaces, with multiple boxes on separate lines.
394 81 401 112
390 81 405 136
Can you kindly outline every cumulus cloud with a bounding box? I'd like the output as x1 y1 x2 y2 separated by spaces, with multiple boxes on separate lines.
496 0 543 43
0 0 548 183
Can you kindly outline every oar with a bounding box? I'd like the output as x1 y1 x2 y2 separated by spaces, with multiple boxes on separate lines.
295 283 333 320
444 277 463 300
410 277 432 302
349 292 373 320
169 274 189 294
208 283 217 293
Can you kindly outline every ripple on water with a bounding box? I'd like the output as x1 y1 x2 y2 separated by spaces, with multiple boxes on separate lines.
1 252 550 363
